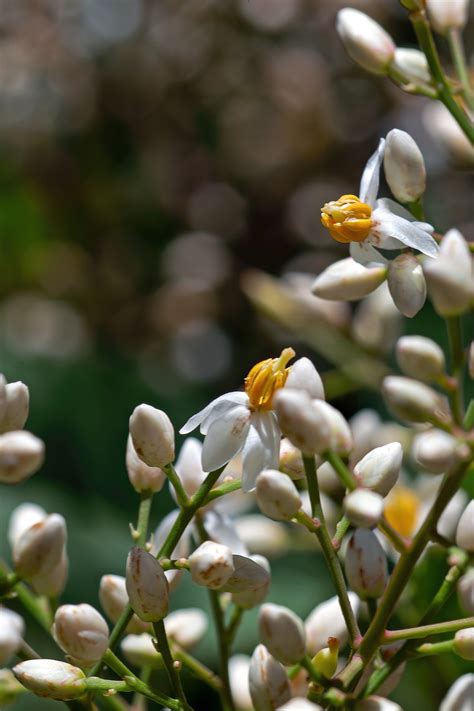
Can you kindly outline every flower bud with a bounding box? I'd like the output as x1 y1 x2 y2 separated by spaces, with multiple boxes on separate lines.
312 637 339 679
437 488 467 541
248 644 291 711
229 655 252 710
352 284 400 353
13 513 66 579
31 550 68 597
121 633 162 668
391 48 431 85
174 437 206 497
453 628 474 661
0 382 29 433
129 404 175 469
0 608 24 665
382 376 449 425
274 389 331 456
424 103 474 166
255 469 302 521
13 660 87 700
396 336 445 383
423 229 474 316
0 431 44 484
345 529 388 599
440 673 474 711
469 341 474 379
126 435 166 493
234 515 289 557
165 608 208 649
336 9 395 75
99 574 149 634
279 699 323 711
305 593 360 655
458 569 474 614
343 489 384 528
286 357 325 400
188 541 234 589
427 0 469 33
383 129 426 204
126 547 169 622
53 604 109 668
0 668 26 705
312 258 387 301
387 253 426 318
317 461 344 497
456 501 474 552
312 401 352 455
8 502 47 548
412 429 457 474
349 409 380 464
259 603 306 665
226 555 271 609
279 438 305 480
353 442 402 497
355 698 402 711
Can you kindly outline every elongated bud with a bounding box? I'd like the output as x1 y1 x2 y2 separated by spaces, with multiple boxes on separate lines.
0 608 24 665
427 0 469 33
353 442 402 496
312 400 352 455
0 668 26 705
382 376 450 425
412 429 457 474
165 608 208 649
53 604 109 668
396 335 445 383
453 628 474 661
279 438 305 480
286 357 325 400
188 541 234 589
423 229 474 316
312 258 386 301
336 9 395 74
391 48 431 85
129 404 175 468
229 655 252 710
99 574 149 634
13 513 66 579
226 555 271 609
259 603 306 665
278 701 323 711
356 698 402 711
255 469 302 521
121 633 162 668
383 129 426 204
456 501 474 552
458 569 474 614
0 431 44 484
344 489 384 528
13 660 87 700
305 593 360 655
345 529 388 599
274 389 331 455
388 253 426 318
0 382 29 433
126 436 166 493
174 437 206 497
126 547 169 622
31 550 68 597
312 637 339 679
440 673 474 710
248 644 291 711
8 502 47 548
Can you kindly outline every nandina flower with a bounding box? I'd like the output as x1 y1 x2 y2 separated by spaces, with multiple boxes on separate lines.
180 348 295 492
321 138 439 265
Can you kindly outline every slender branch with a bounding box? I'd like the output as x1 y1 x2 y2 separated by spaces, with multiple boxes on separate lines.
135 491 154 547
332 515 351 549
173 644 223 692
447 28 474 110
14 581 52 631
203 479 242 505
153 620 192 710
414 639 455 656
445 316 465 425
383 616 474 642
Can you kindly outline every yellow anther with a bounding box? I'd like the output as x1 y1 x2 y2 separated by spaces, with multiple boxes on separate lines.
321 194 373 244
384 485 420 537
245 347 295 411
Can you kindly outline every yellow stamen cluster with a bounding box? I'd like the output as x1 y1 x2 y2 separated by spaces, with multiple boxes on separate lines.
384 485 420 538
321 194 372 244
245 347 295 411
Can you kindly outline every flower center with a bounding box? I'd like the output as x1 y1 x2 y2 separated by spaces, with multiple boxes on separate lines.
384 485 420 538
321 194 373 244
245 347 295 411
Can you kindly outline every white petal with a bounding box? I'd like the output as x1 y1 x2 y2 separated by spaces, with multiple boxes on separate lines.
373 210 439 257
241 413 280 493
201 406 251 472
359 138 385 206
202 510 248 556
350 240 387 266
376 198 435 233
180 392 248 435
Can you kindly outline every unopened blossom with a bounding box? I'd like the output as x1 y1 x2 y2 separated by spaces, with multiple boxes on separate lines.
305 593 360 655
126 435 166 493
382 376 450 425
453 628 474 661
312 400 352 455
423 229 474 316
396 335 445 383
13 660 87 700
274 388 331 456
121 633 162 668
229 655 252 710
99 574 149 634
279 438 305 480
53 604 109 668
188 541 234 589
0 431 45 484
458 569 474 614
31 550 68 597
129 404 175 469
317 461 344 497
284 356 325 400
255 469 302 521
426 0 469 33
0 608 24 665
312 257 387 301
387 253 427 317
8 502 47 548
345 529 388 599
0 381 29 433
259 603 306 665
336 9 395 75
440 673 474 711
13 513 66 580
126 547 169 622
383 129 426 204
248 644 291 711
411 429 457 474
392 48 431 86
353 442 402 497
343 488 384 528
456 501 474 552
312 637 339 679
164 608 208 649
223 554 271 609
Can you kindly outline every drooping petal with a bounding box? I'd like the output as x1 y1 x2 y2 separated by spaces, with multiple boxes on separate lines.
373 209 439 257
180 392 248 435
376 198 435 233
350 240 387 266
241 412 280 493
201 510 248 556
359 138 385 206
201 406 251 473
200 393 249 435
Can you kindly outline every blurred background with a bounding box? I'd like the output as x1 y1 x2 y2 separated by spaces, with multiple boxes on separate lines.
0 0 472 708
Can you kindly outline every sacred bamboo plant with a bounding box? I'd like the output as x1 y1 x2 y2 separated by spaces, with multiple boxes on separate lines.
1 1 473 710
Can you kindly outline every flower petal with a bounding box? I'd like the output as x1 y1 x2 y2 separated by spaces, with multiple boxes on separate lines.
180 392 248 435
373 209 439 257
201 405 251 472
376 198 434 233
359 138 385 207
350 240 387 266
201 510 248 556
241 412 280 493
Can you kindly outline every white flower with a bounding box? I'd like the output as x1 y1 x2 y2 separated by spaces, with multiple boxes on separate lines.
320 137 439 266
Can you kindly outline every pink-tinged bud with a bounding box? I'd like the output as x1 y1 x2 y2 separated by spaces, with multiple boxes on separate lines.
0 431 44 484
279 438 305 480
228 555 271 609
229 655 252 710
453 628 474 661
129 404 175 468
353 442 402 497
13 660 87 700
121 633 162 668
126 547 169 622
99 574 149 634
31 550 68 597
259 603 306 665
427 0 469 33
305 593 360 655
188 541 234 589
255 469 302 521
423 229 474 316
412 429 457 474
312 258 386 301
396 336 445 383
274 389 331 456
0 608 24 665
456 501 474 552
13 513 66 579
343 489 384 528
8 502 46 548
458 569 474 614
248 644 291 711
312 401 352 456
336 9 395 75
382 376 450 425
53 604 109 668
392 48 431 86
345 529 388 599
440 673 474 711
355 698 402 711
0 382 29 434
388 254 426 318
279 700 323 711
312 637 339 679
286 357 325 400
126 436 166 493
165 608 208 649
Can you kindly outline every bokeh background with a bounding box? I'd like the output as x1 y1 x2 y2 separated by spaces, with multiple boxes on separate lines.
0 0 473 709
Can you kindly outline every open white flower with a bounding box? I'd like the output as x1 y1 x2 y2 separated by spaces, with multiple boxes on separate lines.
320 138 439 265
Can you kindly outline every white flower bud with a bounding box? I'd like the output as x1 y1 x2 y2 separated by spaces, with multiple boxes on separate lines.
126 547 169 622
0 608 24 665
355 698 402 711
53 604 109 668
456 501 474 552
279 438 305 480
440 673 474 711
343 489 384 528
286 357 325 400
0 431 44 484
312 258 387 301
13 660 87 700
305 592 360 655
126 435 166 493
353 442 402 497
99 574 149 634
388 253 426 318
13 513 66 579
437 488 468 541
278 700 323 711
345 529 388 599
423 229 474 316
129 404 175 469
8 502 46 548
174 437 206 497
224 555 271 609
188 541 234 590
0 382 29 433
453 628 474 661
234 515 289 557
317 461 344 497
229 655 252 710
121 633 161 668
232 555 271 609
382 376 449 424
426 0 469 33
312 401 352 455
458 569 474 614
31 550 68 597
336 9 395 75
274 389 331 456
255 469 302 521
396 336 445 383
412 429 457 474
164 608 208 649
392 48 431 85
248 644 291 711
259 603 306 665
383 129 426 204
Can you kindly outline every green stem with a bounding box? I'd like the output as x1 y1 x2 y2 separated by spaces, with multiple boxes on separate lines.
301 656 328 686
447 28 474 110
303 455 360 646
332 516 352 549
407 198 426 221
383 616 474 642
164 464 189 508
153 620 192 710
203 479 242 505
85 678 131 694
446 316 465 425
226 605 244 647
173 644 223 692
14 581 52 631
135 491 154 547
414 639 455 656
